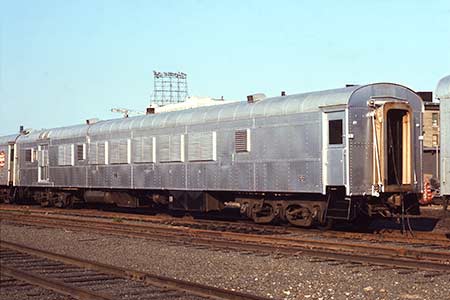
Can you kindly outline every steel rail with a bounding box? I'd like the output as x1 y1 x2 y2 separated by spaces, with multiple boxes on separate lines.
1 204 448 245
1 265 113 300
3 222 450 276
1 204 449 247
0 240 271 300
2 214 450 273
2 212 450 263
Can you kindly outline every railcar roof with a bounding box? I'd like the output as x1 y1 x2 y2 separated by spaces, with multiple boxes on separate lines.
5 82 419 142
87 85 360 135
0 134 19 145
15 124 89 144
436 75 450 100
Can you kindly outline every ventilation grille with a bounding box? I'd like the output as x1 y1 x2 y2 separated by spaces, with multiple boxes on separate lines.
134 137 155 163
89 142 106 165
188 132 216 161
109 139 129 164
159 135 185 162
235 129 251 153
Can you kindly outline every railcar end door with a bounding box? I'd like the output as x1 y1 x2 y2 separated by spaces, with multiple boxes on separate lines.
323 111 346 187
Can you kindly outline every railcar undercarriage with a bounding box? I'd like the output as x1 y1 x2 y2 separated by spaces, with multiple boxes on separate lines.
0 185 420 228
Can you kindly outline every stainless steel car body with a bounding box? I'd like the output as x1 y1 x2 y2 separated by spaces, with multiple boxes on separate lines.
436 75 450 197
9 83 422 199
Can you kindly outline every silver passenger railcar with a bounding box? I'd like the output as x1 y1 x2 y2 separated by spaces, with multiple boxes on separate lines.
436 75 450 208
0 83 424 227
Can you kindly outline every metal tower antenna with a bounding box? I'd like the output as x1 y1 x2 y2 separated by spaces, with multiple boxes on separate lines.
151 71 188 106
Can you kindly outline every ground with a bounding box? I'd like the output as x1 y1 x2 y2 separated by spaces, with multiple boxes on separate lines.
1 218 449 300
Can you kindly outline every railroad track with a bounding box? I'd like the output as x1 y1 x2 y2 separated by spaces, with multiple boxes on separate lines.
0 204 288 235
1 211 450 273
1 273 76 300
1 204 449 246
0 240 270 300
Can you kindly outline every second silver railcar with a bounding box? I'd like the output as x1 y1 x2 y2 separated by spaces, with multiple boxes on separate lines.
436 75 450 209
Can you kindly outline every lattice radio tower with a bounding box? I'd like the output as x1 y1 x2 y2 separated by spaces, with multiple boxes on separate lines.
151 71 188 106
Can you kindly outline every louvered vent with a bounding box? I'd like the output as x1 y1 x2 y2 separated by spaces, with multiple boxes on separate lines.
88 142 106 165
110 139 129 164
235 129 251 153
159 134 184 162
134 137 155 163
98 142 106 164
188 132 216 161
88 142 98 164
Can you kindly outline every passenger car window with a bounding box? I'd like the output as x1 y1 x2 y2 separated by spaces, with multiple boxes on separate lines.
25 149 33 162
77 144 85 161
329 119 343 145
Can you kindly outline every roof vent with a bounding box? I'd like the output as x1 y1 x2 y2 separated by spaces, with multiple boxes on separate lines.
86 118 99 125
247 93 266 103
281 91 286 96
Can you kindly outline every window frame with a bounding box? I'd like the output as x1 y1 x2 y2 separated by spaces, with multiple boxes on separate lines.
328 119 343 145
24 149 33 163
432 112 439 128
77 144 86 161
432 134 439 147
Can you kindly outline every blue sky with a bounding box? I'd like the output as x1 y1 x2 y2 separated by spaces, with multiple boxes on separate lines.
1 0 449 135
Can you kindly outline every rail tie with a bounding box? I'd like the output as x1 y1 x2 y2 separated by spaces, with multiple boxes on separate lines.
2 213 450 273
2 265 113 300
0 240 271 300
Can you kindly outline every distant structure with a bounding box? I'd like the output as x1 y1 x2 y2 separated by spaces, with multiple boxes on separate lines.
417 91 440 190
110 108 145 118
151 71 188 106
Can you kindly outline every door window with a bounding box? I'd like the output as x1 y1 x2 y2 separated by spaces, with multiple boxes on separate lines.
328 119 343 145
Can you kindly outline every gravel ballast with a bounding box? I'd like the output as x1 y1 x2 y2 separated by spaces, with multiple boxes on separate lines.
1 221 449 300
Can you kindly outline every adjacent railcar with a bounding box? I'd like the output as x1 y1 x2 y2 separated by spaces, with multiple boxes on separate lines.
0 134 20 201
0 83 424 227
435 75 450 208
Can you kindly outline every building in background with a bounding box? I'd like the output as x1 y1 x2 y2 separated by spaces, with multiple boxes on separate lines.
418 92 440 191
